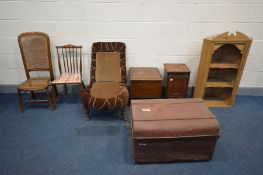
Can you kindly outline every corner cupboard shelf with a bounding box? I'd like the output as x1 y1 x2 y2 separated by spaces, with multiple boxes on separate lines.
194 32 252 107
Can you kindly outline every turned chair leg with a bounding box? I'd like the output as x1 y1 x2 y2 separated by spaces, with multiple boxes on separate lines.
120 108 127 121
30 91 36 100
85 107 90 121
17 89 24 113
46 89 53 111
47 86 57 111
53 85 58 97
50 85 57 110
64 84 68 96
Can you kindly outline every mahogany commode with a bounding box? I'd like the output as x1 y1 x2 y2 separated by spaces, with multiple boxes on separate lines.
163 63 190 98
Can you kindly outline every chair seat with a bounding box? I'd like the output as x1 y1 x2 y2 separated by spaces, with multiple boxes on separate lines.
90 82 120 99
18 77 50 91
52 73 81 84
82 82 129 110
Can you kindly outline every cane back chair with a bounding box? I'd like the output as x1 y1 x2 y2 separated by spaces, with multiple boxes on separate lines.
52 44 83 95
81 42 129 120
17 32 56 112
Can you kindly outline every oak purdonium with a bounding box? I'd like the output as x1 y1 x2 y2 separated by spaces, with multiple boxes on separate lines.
129 67 162 99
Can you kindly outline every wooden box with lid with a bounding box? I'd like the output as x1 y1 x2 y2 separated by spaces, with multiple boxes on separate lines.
131 98 220 163
129 67 162 99
163 64 190 98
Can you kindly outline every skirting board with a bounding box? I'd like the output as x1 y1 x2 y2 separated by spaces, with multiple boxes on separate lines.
0 84 81 94
1 84 263 96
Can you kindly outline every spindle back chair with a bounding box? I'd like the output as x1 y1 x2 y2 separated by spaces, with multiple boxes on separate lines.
52 44 83 95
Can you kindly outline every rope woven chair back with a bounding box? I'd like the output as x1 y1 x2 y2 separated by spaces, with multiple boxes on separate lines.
90 42 126 85
18 32 53 79
56 44 82 75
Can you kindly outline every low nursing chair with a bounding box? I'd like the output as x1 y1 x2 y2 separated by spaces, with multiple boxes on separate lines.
81 42 129 120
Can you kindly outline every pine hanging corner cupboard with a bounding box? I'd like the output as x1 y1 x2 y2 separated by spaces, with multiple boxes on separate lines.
194 32 252 107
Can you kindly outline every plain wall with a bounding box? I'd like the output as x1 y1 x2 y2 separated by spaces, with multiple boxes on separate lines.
0 0 263 87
